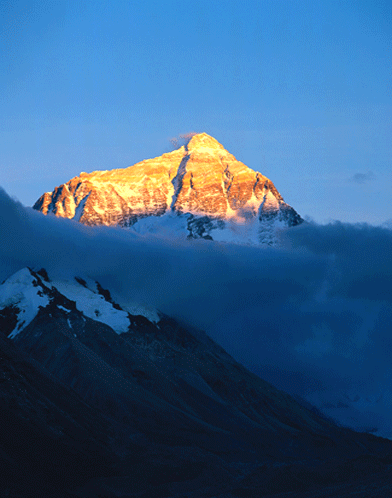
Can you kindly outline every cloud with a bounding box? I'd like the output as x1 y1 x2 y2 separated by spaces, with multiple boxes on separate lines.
2 187 392 437
169 132 198 149
349 171 376 184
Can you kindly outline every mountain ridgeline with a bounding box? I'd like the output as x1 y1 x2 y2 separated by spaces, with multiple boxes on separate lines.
33 133 303 244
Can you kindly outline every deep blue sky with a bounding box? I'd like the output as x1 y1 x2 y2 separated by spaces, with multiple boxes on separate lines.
1 0 391 223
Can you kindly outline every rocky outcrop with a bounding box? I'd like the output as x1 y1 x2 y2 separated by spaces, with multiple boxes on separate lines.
34 133 303 244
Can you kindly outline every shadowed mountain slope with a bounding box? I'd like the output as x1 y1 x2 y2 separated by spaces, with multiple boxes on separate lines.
1 267 392 497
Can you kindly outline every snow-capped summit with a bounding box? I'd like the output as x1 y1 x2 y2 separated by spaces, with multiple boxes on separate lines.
33 133 302 244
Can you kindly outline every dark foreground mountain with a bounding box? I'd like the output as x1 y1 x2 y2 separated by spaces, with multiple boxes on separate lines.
1 267 392 497
33 133 302 245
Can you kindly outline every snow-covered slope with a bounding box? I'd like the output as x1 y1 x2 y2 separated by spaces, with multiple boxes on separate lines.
0 267 158 337
33 133 302 245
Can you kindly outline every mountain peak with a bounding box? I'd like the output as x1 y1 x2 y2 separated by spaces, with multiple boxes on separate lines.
33 134 303 244
186 132 225 152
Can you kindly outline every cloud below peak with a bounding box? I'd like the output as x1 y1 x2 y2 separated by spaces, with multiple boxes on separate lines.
2 186 392 437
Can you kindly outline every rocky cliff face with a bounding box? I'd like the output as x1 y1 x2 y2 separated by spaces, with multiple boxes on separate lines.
34 133 302 244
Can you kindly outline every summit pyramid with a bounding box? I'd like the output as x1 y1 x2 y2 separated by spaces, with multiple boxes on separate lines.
34 133 302 244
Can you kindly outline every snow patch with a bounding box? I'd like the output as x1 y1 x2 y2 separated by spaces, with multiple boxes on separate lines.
57 305 71 313
131 212 190 239
52 278 131 334
0 268 50 338
73 194 90 221
128 211 283 246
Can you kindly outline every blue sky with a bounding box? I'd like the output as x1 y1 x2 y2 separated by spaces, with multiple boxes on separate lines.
1 0 391 223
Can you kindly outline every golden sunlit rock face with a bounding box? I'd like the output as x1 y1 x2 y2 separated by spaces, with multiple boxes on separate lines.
34 133 302 243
